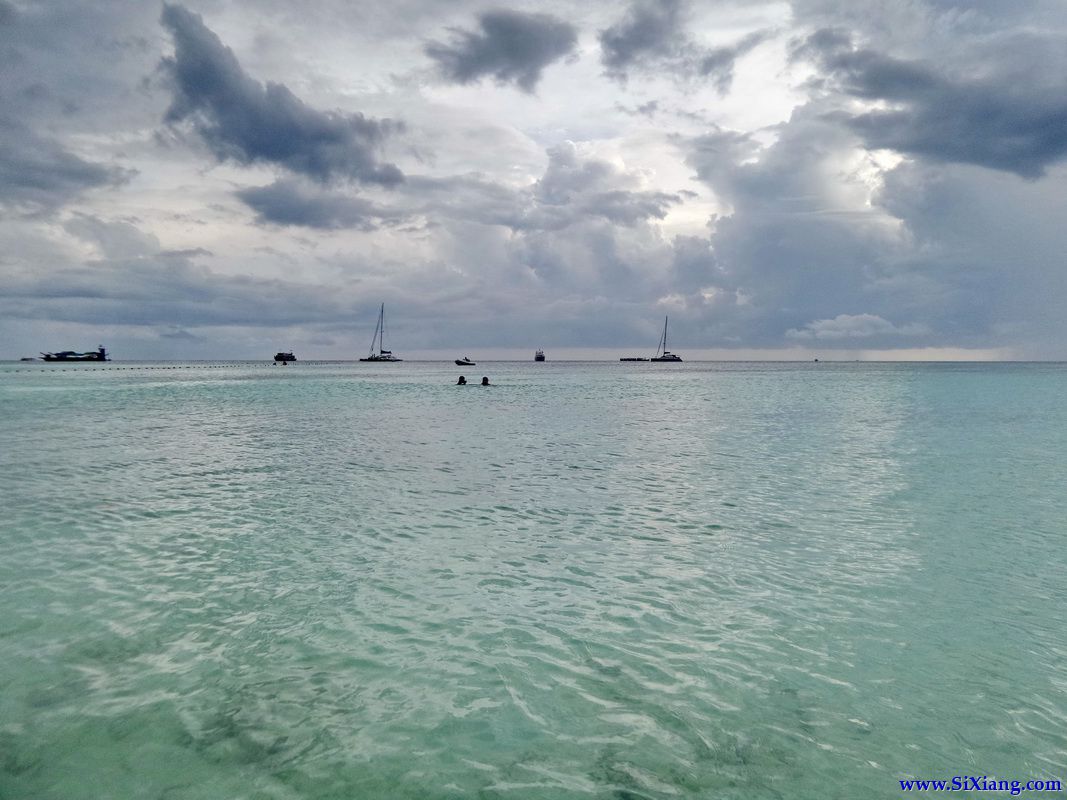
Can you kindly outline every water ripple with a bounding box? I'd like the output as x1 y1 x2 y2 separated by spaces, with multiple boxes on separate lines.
2 361 1067 797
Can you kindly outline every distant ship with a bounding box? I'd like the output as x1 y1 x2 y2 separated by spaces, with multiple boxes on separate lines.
455 357 475 366
274 351 296 362
534 349 545 361
41 346 109 362
620 357 649 361
649 317 682 362
359 303 402 362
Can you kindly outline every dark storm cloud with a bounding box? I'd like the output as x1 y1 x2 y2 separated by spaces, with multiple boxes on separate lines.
0 117 128 214
424 9 577 93
599 0 684 79
159 3 403 185
598 0 766 91
236 179 405 230
799 29 1067 178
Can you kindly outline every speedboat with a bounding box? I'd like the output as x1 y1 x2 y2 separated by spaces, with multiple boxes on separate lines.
455 357 475 366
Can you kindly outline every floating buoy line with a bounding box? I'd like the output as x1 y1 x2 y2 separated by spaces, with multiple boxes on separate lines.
3 363 322 374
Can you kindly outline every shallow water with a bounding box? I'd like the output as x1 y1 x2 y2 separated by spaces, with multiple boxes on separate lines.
2 360 1066 798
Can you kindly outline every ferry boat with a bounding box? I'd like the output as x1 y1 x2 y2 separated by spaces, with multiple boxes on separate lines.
41 346 109 362
274 351 296 362
534 349 545 361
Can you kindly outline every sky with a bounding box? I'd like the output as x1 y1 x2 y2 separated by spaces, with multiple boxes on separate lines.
3 0 1067 360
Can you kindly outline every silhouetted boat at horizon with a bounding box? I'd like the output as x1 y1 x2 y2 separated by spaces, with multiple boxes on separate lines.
41 346 109 362
455 357 475 366
359 303 402 362
534 349 545 361
650 316 682 362
274 351 296 362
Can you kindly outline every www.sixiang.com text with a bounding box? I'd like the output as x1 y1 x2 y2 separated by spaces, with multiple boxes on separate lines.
899 776 1062 795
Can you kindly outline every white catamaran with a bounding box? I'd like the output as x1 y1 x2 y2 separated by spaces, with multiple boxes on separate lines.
649 316 682 362
359 303 403 362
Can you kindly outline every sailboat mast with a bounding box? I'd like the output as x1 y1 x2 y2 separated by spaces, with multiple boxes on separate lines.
381 303 386 354
368 303 382 357
663 316 668 353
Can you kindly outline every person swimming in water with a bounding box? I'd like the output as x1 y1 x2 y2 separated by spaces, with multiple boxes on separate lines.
457 375 467 385
481 376 490 386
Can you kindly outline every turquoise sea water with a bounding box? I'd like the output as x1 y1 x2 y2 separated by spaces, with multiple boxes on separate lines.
2 360 1066 799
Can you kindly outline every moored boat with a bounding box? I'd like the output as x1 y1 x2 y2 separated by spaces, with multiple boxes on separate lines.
649 317 682 362
359 303 402 362
41 346 109 362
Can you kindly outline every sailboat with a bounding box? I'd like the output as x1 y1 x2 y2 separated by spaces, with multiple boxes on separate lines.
359 303 403 362
649 316 682 362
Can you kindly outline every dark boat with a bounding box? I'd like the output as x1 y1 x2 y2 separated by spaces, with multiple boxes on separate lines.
455 357 475 366
359 303 402 362
41 346 109 362
649 317 682 362
534 349 545 362
274 351 296 362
